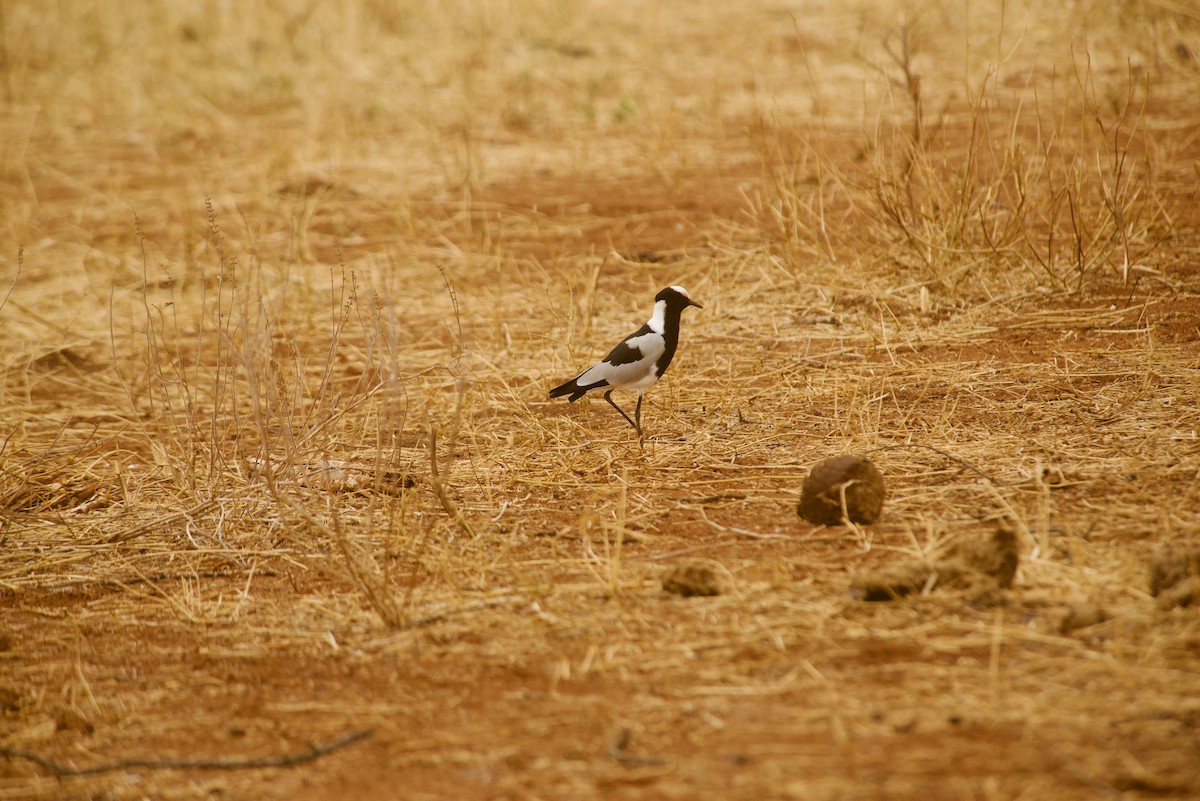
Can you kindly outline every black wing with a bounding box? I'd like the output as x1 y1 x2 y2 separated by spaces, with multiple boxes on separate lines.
601 324 652 366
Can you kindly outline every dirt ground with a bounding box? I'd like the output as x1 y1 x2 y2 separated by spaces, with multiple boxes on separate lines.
3 1 1200 799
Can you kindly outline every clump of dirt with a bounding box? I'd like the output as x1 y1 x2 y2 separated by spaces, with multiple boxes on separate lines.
662 562 724 597
850 527 1019 601
1149 549 1200 610
797 454 886 525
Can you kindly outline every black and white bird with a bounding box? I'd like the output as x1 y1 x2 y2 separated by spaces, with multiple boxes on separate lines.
549 285 702 438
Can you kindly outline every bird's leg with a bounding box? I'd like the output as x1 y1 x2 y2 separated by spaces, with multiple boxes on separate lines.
603 390 639 434
634 393 644 440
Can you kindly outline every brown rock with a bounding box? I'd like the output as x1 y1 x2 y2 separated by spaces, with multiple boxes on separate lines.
798 454 886 525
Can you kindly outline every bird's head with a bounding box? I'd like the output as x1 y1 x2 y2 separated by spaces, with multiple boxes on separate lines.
658 285 703 310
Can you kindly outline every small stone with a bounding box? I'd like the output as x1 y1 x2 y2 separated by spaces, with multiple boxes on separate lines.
848 560 934 601
662 562 723 597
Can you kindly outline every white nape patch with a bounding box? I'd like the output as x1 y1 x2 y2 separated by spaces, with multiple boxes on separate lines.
647 300 668 333
669 285 690 298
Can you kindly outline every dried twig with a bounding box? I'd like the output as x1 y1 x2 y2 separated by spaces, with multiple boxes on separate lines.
428 424 477 539
0 728 373 777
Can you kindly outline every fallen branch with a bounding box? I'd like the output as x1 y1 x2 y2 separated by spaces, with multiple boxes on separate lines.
0 728 373 778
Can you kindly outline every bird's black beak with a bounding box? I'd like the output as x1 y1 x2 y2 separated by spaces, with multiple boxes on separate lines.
689 299 703 309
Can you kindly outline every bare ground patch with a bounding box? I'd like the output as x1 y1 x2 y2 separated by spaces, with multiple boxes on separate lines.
3 1 1200 800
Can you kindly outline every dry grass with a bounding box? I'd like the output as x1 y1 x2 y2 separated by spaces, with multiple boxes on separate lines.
3 1 1200 799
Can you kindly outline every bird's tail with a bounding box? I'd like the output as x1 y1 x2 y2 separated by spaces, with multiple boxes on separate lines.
549 379 587 402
